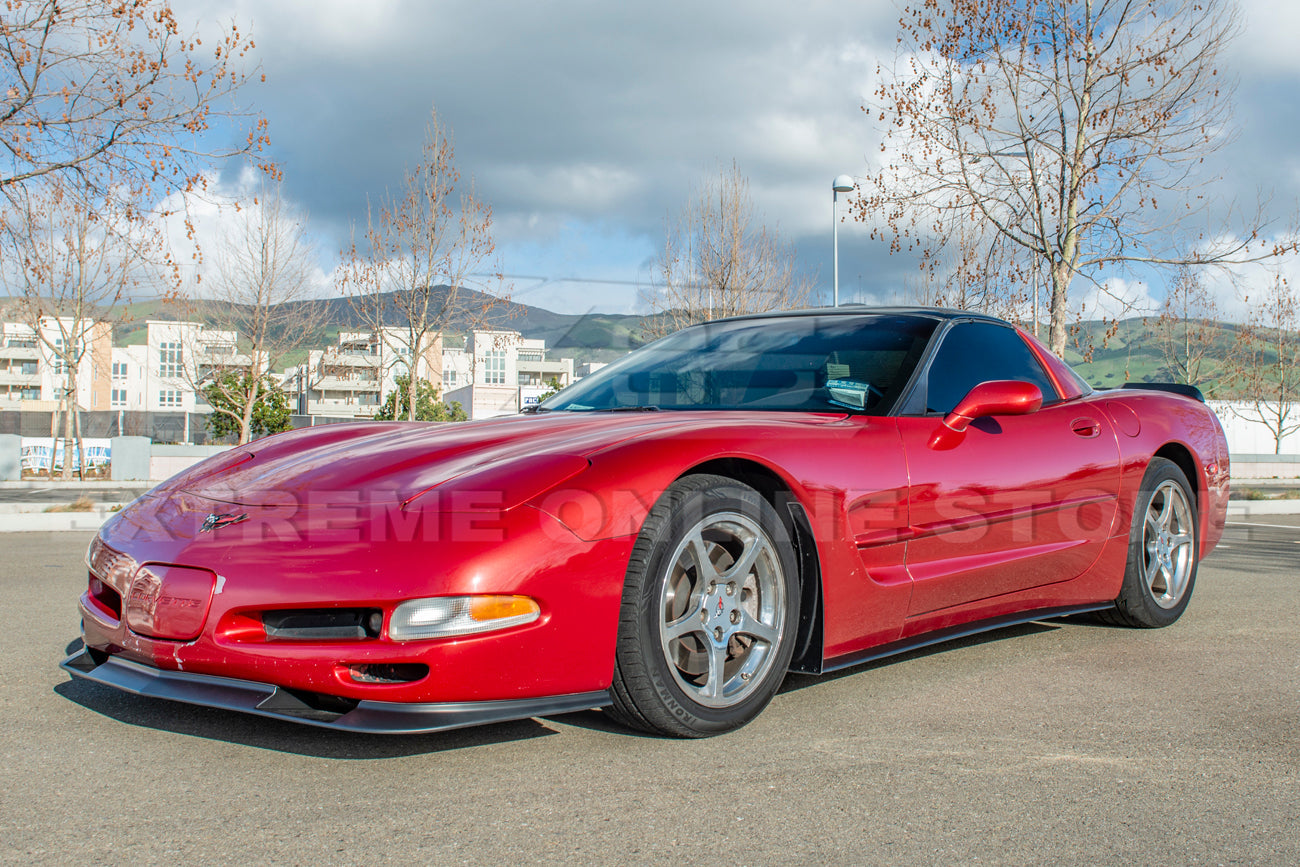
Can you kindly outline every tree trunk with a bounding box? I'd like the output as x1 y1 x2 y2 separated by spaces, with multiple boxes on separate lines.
73 396 85 481
1048 260 1073 358
59 384 75 481
240 378 260 445
407 342 418 422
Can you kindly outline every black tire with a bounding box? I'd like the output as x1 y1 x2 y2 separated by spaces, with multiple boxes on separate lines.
1099 457 1199 628
607 474 800 737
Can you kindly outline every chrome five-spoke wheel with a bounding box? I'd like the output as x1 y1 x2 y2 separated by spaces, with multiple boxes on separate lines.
1142 479 1195 609
658 512 786 708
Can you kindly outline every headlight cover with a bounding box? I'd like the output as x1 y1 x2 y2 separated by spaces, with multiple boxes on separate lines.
389 595 541 641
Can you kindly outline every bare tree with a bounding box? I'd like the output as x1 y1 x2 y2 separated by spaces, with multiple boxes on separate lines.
338 250 406 412
191 185 323 444
1226 277 1300 455
343 109 508 421
642 163 813 340
909 208 1037 324
0 0 271 206
858 0 1296 357
0 176 162 478
1155 268 1226 387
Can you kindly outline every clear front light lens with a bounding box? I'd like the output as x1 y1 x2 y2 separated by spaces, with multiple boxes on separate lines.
389 595 541 641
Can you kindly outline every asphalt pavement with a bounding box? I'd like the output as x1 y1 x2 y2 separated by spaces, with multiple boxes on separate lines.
1 519 1297 865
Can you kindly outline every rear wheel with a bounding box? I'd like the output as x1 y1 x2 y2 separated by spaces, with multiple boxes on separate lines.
1100 457 1199 628
607 474 799 737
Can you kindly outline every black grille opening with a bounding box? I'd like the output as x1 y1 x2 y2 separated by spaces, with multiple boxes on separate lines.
348 663 429 684
262 608 382 641
259 688 361 721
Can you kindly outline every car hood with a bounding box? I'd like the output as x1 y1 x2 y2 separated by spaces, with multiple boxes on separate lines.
167 411 847 509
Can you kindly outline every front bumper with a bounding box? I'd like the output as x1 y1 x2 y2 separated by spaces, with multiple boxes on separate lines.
62 648 610 735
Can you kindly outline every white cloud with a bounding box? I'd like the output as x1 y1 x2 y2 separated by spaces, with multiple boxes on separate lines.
152 169 337 299
1071 276 1161 322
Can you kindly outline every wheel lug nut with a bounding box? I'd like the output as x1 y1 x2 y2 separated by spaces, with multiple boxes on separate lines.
726 582 736 596
730 610 740 624
714 626 723 640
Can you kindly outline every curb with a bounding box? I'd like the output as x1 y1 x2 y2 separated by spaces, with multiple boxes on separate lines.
0 480 155 489
1225 500 1300 517
0 510 117 532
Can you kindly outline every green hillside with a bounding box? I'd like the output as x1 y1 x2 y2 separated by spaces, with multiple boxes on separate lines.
1063 317 1247 397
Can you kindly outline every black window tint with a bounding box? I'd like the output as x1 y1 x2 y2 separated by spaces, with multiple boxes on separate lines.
923 322 1059 414
542 314 936 415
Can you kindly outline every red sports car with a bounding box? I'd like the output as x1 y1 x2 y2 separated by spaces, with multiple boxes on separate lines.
63 308 1229 737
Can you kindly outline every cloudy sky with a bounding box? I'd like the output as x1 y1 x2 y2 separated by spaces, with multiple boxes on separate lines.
173 0 1300 318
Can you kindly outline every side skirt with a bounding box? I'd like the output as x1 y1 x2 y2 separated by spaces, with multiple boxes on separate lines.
816 603 1111 675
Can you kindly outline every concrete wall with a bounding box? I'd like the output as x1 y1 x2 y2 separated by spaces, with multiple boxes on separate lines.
1209 401 1300 455
1230 455 1300 480
149 444 231 483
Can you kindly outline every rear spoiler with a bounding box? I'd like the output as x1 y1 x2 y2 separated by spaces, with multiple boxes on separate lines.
1120 382 1205 403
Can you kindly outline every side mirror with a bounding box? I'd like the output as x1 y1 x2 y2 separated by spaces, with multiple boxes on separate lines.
943 380 1043 432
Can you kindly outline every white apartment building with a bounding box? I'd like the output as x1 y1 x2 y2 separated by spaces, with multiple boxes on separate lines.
0 318 112 411
0 323 43 404
100 320 244 417
0 316 576 425
286 327 443 419
443 330 574 419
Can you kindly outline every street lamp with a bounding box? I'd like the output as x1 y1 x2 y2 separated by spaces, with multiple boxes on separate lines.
832 175 854 307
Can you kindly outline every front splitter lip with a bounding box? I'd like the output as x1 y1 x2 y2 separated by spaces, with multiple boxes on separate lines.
61 648 611 735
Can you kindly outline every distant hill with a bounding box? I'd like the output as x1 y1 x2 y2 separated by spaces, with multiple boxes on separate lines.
94 293 1286 396
112 288 660 366
1062 316 1248 396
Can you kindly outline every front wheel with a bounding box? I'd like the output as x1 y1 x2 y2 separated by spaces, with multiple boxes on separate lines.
607 474 800 737
1101 457 1199 628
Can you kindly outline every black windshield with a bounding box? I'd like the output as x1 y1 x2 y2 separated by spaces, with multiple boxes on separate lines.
542 314 936 415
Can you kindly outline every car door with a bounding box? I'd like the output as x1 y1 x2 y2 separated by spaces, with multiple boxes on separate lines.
897 320 1121 620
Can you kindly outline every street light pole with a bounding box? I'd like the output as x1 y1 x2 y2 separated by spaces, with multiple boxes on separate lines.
832 175 854 307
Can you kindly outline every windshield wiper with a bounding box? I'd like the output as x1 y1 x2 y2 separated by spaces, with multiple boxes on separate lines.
592 405 661 413
520 405 552 414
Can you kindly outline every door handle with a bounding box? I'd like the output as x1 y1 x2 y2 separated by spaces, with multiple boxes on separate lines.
1071 418 1101 438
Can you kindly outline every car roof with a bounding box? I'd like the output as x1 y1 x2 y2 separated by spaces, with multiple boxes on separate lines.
713 305 1009 326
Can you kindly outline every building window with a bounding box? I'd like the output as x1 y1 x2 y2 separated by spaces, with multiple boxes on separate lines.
484 350 506 385
159 389 183 408
159 342 183 377
19 362 37 376
111 388 127 407
112 361 128 378
53 337 67 374
444 370 457 387
20 387 39 400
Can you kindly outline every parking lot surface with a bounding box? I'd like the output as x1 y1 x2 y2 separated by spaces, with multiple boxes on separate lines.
2 520 1297 865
